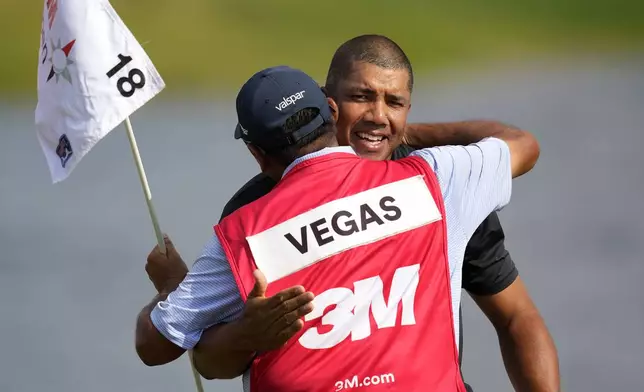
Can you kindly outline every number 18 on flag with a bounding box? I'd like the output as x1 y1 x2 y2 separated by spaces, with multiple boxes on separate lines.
107 54 148 97
35 0 165 183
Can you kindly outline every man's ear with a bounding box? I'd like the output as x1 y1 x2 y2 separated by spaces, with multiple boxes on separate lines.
327 97 339 123
246 143 269 173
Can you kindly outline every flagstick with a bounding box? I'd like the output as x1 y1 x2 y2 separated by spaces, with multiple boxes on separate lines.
123 116 205 392
188 351 206 391
124 116 165 254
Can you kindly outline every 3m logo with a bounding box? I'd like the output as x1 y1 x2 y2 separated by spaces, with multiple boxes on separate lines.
299 264 420 350
247 175 441 283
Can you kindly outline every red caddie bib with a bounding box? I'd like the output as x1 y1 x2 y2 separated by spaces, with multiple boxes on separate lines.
215 151 465 392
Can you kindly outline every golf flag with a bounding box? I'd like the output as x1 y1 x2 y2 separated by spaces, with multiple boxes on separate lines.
35 0 165 183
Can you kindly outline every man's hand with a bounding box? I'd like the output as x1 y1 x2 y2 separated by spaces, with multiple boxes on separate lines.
145 235 188 294
238 269 315 352
192 270 315 379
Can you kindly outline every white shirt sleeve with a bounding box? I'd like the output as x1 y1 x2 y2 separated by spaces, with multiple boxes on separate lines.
409 137 512 240
149 234 245 350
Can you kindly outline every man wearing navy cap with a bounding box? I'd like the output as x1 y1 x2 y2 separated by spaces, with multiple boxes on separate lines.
136 64 540 391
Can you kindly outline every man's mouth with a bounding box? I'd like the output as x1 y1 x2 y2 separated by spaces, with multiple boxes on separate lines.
356 132 386 143
351 131 390 154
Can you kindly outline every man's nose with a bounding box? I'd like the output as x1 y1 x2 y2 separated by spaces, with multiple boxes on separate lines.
363 100 388 126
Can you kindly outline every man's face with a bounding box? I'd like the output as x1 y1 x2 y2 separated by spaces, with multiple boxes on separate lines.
331 61 412 161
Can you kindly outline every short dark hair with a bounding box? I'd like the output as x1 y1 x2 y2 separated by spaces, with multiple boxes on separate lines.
267 108 336 166
325 34 414 94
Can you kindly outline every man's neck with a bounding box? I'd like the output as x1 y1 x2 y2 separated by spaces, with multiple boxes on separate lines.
266 168 285 182
279 144 355 179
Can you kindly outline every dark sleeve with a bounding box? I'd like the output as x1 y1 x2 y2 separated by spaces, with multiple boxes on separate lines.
219 173 277 221
461 212 519 295
391 144 416 160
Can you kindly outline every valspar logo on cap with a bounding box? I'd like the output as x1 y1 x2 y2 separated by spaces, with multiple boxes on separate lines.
276 90 305 111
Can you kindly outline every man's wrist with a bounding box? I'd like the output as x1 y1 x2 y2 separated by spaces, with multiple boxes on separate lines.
157 277 184 297
404 123 449 148
227 318 258 354
154 291 170 302
142 292 168 321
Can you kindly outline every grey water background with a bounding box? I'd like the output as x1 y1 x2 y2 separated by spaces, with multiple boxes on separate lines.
1 54 643 391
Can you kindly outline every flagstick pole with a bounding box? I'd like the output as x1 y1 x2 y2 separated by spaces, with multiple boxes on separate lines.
124 116 165 255
123 116 206 392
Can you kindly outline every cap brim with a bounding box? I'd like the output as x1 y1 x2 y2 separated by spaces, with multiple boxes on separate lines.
234 123 243 139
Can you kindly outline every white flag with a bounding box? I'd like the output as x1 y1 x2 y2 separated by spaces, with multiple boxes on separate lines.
35 0 165 183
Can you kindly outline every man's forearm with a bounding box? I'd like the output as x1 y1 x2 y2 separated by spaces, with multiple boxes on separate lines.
497 310 560 392
193 322 256 380
135 293 187 366
405 120 522 148
405 120 539 177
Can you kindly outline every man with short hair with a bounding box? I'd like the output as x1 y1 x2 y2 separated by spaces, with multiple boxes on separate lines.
137 35 559 391
141 63 540 391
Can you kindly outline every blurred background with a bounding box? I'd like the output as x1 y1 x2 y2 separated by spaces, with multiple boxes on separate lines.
1 1 643 391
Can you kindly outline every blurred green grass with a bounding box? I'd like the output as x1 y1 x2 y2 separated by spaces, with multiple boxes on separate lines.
2 0 643 95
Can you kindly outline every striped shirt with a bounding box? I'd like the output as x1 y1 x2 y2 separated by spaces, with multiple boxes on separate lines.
151 138 512 370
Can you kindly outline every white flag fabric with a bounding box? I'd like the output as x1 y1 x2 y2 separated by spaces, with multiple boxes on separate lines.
35 0 165 183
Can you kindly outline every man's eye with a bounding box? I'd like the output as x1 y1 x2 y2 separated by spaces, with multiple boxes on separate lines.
352 95 367 101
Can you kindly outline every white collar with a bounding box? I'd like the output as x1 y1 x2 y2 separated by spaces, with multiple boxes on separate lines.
282 146 357 178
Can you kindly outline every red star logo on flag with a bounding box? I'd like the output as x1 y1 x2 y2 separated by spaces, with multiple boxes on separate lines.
46 39 76 84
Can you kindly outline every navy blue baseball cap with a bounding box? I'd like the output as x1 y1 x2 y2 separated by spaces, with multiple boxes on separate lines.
233 66 333 150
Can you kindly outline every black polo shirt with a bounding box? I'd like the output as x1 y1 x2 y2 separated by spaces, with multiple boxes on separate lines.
219 145 518 391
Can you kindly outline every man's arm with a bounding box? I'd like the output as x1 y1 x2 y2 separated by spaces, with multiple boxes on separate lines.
192 323 255 379
410 136 517 243
404 121 553 390
135 235 315 378
405 120 540 177
404 121 518 149
136 236 190 365
192 270 314 380
135 235 246 366
464 215 560 392
472 279 560 392
136 292 187 366
136 173 310 376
